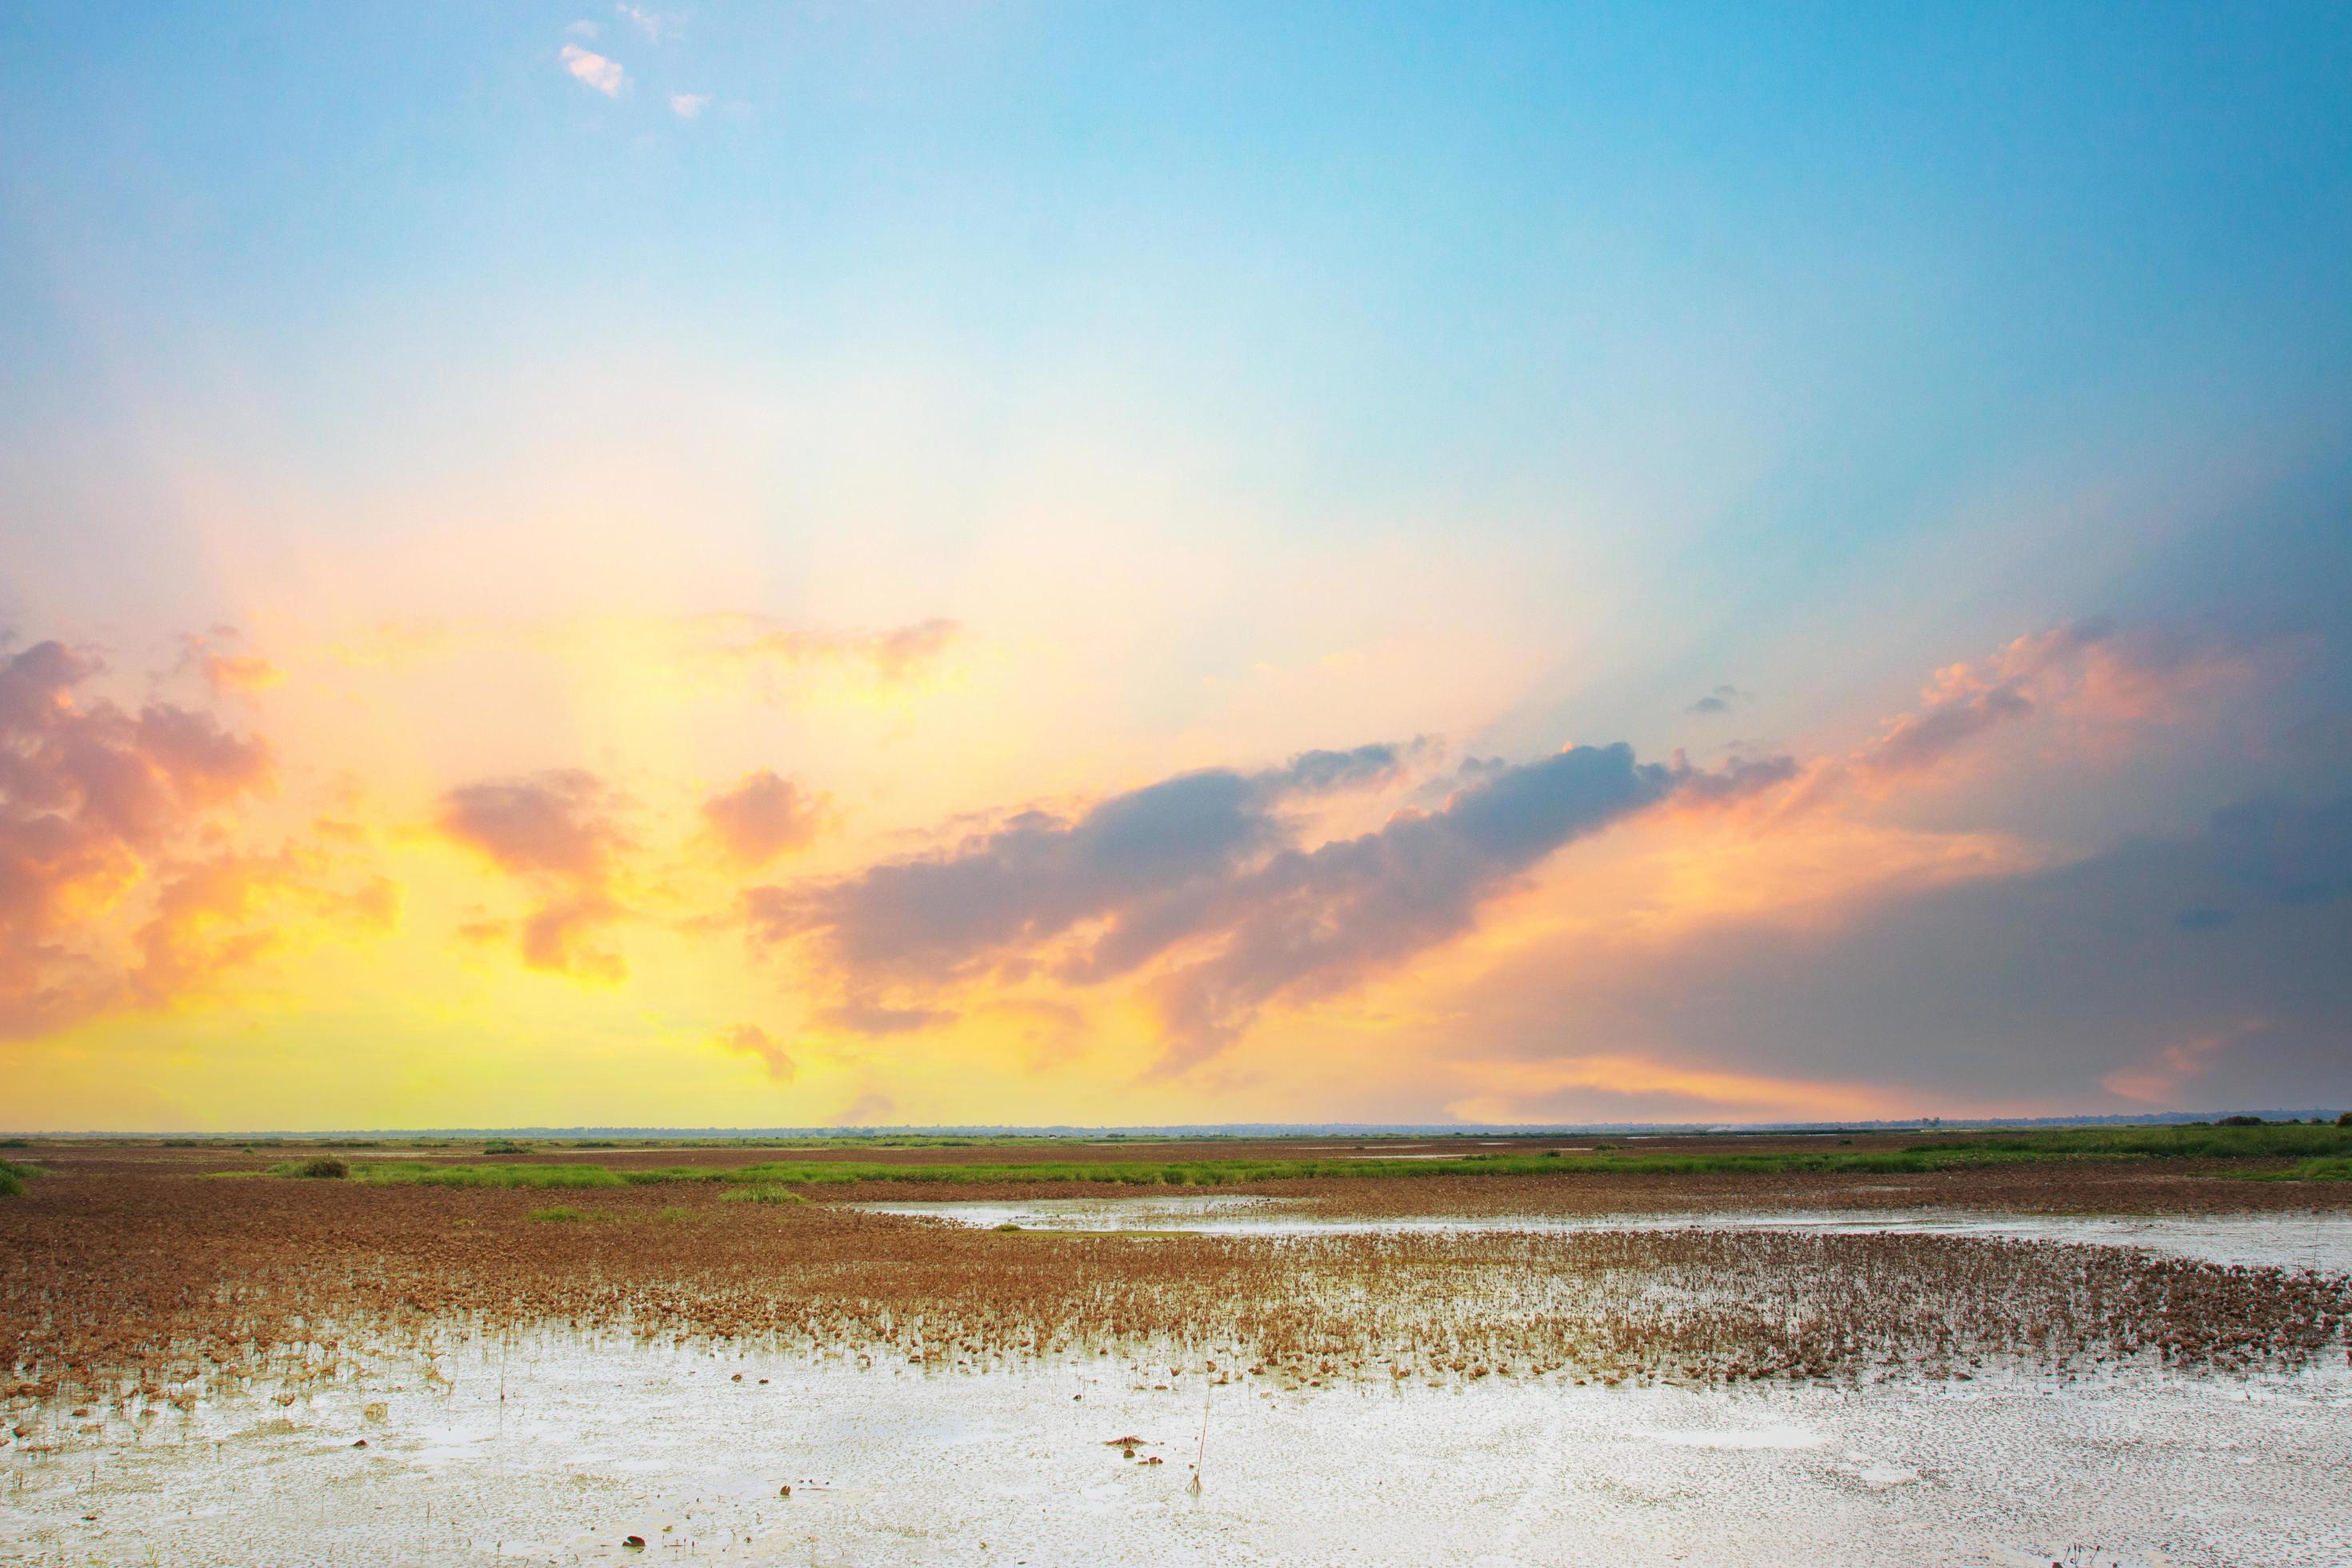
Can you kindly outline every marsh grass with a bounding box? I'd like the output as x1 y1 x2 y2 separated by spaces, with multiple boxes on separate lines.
704 1150 2062 1185
10 1180 2349 1407
718 1184 808 1206
267 1157 350 1179
268 1150 2051 1191
320 1162 630 1189
1918 1125 2352 1160
0 1158 37 1198
252 1126 2352 1196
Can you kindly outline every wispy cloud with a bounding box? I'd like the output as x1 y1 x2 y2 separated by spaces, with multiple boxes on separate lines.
616 3 670 41
559 42 627 98
1773 619 2269 814
834 1090 894 1127
669 93 710 119
697 614 962 685
1686 683 1750 716
2100 1024 2250 1105
322 614 963 697
176 629 282 697
715 1022 794 1083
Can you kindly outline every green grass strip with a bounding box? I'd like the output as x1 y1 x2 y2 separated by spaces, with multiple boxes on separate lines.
273 1148 2052 1189
1907 1125 2352 1160
267 1131 2352 1193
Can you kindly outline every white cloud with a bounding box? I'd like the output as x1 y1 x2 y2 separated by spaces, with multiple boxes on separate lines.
565 18 601 38
669 93 710 119
559 43 626 98
616 3 668 41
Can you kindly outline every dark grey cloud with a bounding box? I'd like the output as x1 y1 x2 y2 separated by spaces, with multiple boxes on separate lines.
1464 793 2352 1113
745 741 1421 986
816 1000 955 1035
1687 684 1752 716
752 738 1778 1063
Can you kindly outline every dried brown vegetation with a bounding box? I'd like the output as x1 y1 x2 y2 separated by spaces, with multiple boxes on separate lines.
4 1154 2348 1414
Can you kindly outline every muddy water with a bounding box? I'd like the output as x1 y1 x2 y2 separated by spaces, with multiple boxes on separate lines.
4 1335 2346 1566
854 1196 2352 1272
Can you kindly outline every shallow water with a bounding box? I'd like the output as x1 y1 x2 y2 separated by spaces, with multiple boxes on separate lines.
5 1335 2346 1566
854 1195 2352 1271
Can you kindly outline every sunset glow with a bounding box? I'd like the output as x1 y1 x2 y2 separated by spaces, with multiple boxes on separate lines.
5 4 2349 1130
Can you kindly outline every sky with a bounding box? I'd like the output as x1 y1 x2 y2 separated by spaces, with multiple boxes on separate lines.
3 2 2350 1131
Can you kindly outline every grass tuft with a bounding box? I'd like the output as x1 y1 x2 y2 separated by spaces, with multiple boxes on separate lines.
719 1183 807 1206
268 1156 350 1179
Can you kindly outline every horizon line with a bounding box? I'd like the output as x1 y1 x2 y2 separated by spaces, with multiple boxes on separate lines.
8 1107 2346 1140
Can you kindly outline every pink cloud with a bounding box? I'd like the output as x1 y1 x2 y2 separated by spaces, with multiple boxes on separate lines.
559 43 626 97
438 770 631 982
1 640 283 1038
702 770 827 867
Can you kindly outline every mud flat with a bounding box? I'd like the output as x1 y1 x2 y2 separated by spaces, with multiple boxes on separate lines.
6 1157 2350 1565
4 1335 2347 1566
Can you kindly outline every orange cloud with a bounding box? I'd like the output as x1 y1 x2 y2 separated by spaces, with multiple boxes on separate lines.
437 770 633 982
202 653 284 694
178 629 286 696
1 640 279 1037
715 1022 795 1082
131 854 399 1009
701 770 827 867
2101 1022 2258 1106
1445 1054 1902 1125
1772 619 2266 814
438 770 623 882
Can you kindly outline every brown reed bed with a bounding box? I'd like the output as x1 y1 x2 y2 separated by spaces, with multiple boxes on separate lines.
4 1166 2348 1416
